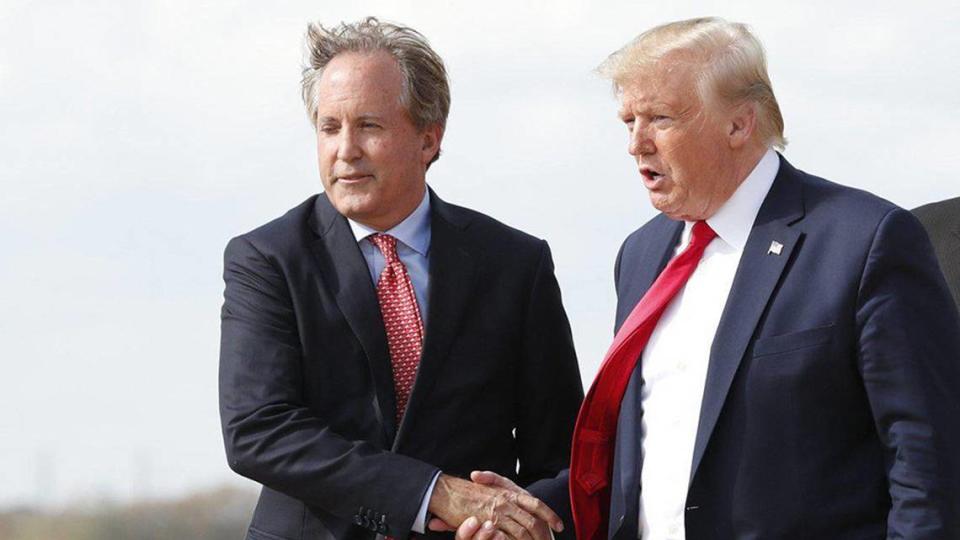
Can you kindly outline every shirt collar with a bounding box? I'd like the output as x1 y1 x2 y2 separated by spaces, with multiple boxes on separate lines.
348 188 432 256
695 148 779 251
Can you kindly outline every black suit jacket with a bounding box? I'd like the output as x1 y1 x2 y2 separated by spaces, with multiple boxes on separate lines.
219 189 583 540
540 156 960 539
914 196 960 311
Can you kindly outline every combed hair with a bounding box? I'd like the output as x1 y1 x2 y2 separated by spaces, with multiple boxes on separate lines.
301 17 451 165
598 17 787 150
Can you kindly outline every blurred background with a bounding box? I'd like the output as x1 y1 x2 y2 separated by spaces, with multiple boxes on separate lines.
1 0 958 537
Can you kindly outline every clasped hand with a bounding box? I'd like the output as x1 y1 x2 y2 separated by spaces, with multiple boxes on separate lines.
427 471 562 540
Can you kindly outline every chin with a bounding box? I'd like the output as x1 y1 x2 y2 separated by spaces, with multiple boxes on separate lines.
332 197 377 220
649 195 675 216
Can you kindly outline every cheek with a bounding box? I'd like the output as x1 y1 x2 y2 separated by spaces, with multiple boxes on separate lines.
316 138 335 162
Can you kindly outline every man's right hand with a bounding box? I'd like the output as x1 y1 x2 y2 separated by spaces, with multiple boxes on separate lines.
427 473 562 540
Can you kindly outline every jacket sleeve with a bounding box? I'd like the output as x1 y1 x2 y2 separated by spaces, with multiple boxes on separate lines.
855 208 960 538
218 235 438 539
516 241 583 535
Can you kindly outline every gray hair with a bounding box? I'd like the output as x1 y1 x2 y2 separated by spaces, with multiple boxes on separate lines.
301 17 451 165
599 17 786 150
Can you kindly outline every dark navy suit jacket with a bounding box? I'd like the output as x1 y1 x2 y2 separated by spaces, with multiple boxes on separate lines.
219 190 583 540
545 155 960 539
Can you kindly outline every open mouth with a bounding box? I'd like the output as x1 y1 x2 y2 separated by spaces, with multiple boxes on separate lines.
640 167 664 182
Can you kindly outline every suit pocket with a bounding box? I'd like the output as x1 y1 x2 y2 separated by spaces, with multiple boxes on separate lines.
752 324 835 357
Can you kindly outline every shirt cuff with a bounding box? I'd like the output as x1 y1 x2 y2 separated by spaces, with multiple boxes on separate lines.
412 471 442 534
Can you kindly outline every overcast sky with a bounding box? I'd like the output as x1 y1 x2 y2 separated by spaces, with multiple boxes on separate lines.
2 0 958 508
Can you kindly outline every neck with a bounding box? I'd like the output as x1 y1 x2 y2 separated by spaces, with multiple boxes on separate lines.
357 184 427 231
729 143 769 188
690 143 769 222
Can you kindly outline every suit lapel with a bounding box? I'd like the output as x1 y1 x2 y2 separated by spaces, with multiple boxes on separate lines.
309 195 398 443
393 190 478 445
609 364 644 540
689 156 806 484
609 216 682 539
615 217 684 331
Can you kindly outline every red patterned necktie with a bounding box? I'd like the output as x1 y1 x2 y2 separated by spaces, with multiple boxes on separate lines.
570 220 718 540
369 233 425 425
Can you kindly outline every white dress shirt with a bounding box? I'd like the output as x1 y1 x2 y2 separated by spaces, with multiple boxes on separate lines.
347 188 440 534
637 149 779 539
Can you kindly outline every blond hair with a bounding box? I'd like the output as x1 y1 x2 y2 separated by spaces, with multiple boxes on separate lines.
599 17 786 149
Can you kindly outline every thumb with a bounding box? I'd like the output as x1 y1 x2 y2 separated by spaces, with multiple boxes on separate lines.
470 470 522 492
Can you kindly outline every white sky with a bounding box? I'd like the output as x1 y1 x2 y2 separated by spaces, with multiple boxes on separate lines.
2 0 958 508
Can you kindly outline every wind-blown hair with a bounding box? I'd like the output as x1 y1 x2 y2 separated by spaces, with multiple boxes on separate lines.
301 17 451 165
598 17 787 150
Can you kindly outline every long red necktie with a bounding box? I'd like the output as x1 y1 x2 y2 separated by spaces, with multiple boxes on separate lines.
369 233 425 425
570 221 717 540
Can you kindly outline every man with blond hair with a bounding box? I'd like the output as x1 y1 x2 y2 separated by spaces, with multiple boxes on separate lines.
218 17 581 540
454 17 960 540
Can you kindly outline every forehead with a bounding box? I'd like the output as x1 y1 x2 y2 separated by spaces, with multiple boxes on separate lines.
617 60 701 112
316 51 405 108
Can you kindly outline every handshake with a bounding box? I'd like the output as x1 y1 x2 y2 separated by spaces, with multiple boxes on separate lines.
426 471 564 540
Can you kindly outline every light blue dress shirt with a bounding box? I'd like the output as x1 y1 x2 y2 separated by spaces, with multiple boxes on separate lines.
346 188 439 533
348 189 431 322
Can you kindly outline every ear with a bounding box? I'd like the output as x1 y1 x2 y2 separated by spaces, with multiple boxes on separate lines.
727 102 757 149
420 123 444 165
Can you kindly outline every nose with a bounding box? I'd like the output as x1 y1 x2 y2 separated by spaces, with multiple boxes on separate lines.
336 126 362 162
628 121 655 157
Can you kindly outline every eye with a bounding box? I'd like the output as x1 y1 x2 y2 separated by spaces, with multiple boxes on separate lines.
622 117 635 130
319 124 339 135
360 121 382 129
652 115 671 123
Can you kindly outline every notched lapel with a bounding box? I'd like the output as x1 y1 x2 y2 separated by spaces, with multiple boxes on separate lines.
615 218 684 332
395 194 478 445
690 157 806 484
607 217 682 539
609 364 645 540
308 196 398 443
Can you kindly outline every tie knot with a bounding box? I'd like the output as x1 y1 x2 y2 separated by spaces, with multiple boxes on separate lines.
690 220 718 247
369 233 400 263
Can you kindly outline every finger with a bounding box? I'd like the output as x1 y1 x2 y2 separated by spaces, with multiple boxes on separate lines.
495 515 534 540
470 471 521 492
515 493 563 532
475 520 500 540
499 495 539 534
455 516 481 540
429 517 456 532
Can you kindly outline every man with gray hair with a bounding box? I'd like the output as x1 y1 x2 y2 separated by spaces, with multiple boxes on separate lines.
454 17 960 540
218 17 581 540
